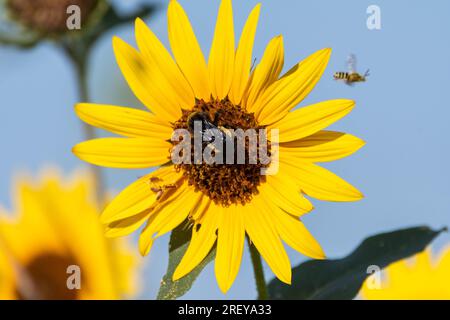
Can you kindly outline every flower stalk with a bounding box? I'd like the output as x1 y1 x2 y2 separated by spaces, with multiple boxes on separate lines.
248 238 269 300
66 45 105 206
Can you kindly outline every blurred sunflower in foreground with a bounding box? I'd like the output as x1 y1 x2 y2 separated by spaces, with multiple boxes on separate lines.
361 248 450 300
0 170 138 300
73 0 364 293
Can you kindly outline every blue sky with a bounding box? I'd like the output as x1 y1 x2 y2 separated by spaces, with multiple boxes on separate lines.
1 0 449 299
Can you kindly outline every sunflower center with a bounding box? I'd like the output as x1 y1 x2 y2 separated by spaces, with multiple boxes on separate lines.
172 98 271 206
15 253 80 300
7 0 98 34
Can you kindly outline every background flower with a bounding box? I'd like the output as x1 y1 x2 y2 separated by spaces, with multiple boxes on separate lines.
360 247 450 300
0 0 157 48
0 169 139 300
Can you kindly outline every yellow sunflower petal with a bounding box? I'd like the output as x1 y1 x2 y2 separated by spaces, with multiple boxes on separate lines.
101 166 182 224
168 0 210 100
142 186 198 241
105 210 151 238
208 0 235 99
229 4 261 104
245 196 291 284
138 214 158 256
261 173 313 216
438 247 450 274
153 188 200 237
244 35 284 112
75 103 172 139
281 160 363 201
189 194 211 221
271 205 325 259
113 36 182 122
72 137 170 169
280 130 365 162
173 207 219 281
135 18 195 109
255 48 331 125
215 204 245 293
137 185 196 257
0 181 63 258
268 99 355 143
0 245 15 299
102 175 155 224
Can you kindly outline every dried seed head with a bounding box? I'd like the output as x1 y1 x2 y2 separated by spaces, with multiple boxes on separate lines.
7 0 98 34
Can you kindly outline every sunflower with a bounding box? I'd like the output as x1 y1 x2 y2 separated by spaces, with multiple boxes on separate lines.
0 169 138 300
73 0 364 293
361 248 450 300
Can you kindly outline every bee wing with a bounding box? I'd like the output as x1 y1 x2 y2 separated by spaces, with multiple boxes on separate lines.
345 81 355 87
220 127 234 141
202 120 220 142
347 54 357 73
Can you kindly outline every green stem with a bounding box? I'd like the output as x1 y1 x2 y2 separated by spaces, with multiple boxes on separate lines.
248 238 269 300
70 48 105 207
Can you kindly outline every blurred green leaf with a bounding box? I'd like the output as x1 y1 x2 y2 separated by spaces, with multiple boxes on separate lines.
157 221 216 300
268 225 446 300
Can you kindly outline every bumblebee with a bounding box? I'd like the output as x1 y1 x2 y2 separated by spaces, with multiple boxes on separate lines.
333 54 369 85
186 111 232 144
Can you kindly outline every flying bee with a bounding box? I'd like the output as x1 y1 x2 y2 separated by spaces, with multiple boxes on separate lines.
333 54 369 86
186 111 233 144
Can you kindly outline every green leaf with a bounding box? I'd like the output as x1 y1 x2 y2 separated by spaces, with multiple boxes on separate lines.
157 221 216 300
268 225 446 300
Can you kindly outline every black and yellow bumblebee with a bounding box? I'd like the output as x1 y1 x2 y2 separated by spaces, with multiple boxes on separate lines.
187 111 232 144
333 54 369 86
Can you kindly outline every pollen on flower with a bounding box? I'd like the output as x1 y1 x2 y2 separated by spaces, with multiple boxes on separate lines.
172 98 270 206
7 0 98 34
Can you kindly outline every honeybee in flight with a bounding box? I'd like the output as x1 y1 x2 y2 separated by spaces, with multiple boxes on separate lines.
333 54 369 86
